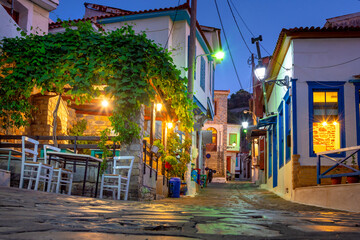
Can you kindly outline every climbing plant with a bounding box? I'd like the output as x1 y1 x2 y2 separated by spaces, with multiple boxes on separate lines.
0 21 194 144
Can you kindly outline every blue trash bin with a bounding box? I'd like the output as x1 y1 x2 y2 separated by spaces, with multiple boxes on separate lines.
169 177 181 198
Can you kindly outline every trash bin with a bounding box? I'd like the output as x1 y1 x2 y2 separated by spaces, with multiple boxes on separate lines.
169 177 181 198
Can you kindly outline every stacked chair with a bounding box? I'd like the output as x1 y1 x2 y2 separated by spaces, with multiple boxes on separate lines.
43 145 73 195
19 136 53 192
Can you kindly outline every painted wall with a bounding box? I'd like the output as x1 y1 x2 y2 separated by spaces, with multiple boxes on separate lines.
0 5 21 39
293 38 360 166
265 43 294 197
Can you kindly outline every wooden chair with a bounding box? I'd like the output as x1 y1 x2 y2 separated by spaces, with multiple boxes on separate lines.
43 145 73 195
100 156 135 200
19 136 53 192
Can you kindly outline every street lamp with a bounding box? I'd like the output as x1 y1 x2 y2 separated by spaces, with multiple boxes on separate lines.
195 50 225 63
242 121 249 129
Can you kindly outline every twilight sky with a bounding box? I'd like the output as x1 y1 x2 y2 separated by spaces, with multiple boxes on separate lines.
50 0 360 94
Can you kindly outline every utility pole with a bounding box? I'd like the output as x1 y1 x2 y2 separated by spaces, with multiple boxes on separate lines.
187 0 197 101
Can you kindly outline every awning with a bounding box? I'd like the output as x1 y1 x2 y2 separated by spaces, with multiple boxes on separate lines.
257 114 277 128
251 129 267 137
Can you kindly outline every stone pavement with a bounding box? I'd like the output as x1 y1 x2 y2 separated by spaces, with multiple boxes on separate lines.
0 182 360 239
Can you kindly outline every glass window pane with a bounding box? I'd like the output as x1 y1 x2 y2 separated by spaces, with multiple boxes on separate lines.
313 92 325 103
313 121 340 153
326 92 338 103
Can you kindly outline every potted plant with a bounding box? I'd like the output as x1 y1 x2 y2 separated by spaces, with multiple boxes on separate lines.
331 165 342 185
347 155 359 184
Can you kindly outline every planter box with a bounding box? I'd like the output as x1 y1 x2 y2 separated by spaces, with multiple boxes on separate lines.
0 169 10 187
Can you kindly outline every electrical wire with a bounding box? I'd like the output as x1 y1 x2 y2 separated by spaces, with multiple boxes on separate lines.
214 0 243 89
296 56 360 69
164 0 181 49
229 0 288 71
229 0 255 37
226 0 253 55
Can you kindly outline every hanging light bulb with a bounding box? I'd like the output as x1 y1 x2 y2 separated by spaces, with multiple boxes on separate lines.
101 99 109 107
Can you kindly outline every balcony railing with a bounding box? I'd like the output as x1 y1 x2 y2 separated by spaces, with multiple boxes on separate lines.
317 145 360 184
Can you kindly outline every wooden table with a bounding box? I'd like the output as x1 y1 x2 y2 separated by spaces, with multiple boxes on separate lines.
0 148 22 171
47 152 102 197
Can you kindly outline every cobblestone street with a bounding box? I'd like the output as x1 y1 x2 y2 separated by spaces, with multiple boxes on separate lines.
0 182 360 239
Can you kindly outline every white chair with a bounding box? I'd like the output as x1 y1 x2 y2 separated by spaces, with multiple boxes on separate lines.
19 136 53 192
100 156 135 200
43 145 73 195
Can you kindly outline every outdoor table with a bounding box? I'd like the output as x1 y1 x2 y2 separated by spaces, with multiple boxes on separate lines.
0 148 22 171
47 152 102 197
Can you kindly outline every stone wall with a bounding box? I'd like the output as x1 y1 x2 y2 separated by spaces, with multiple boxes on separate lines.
76 114 112 136
292 154 354 188
207 91 229 125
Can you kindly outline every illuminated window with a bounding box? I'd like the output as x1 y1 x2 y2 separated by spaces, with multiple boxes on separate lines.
308 81 345 157
207 127 217 144
312 91 340 153
229 133 237 146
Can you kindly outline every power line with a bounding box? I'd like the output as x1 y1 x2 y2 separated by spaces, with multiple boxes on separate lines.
229 0 287 71
214 0 243 89
297 56 360 69
226 0 253 55
164 0 181 49
229 0 255 37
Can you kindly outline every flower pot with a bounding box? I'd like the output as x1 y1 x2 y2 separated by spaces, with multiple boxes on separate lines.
331 176 342 185
346 176 359 184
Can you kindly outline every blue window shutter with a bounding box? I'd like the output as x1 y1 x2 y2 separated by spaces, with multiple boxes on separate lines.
212 65 215 100
200 56 205 91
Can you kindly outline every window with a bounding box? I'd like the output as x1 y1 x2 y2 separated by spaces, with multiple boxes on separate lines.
229 133 237 146
214 101 217 115
308 82 345 157
200 56 205 91
268 128 272 177
285 97 291 162
206 127 217 152
279 108 284 168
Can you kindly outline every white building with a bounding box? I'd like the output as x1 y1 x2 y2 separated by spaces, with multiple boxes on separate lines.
0 0 59 39
253 12 360 211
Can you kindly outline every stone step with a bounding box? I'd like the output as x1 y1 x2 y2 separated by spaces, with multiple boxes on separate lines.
211 177 226 183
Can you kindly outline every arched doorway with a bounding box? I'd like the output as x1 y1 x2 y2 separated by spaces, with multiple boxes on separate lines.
206 127 217 151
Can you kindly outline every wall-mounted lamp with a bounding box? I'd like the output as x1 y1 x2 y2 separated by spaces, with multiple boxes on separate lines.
167 122 173 129
156 103 162 112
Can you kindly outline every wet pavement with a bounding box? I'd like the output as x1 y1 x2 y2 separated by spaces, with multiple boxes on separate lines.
0 182 360 239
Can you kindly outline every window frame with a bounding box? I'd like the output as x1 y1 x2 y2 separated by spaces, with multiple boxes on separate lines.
200 56 205 91
229 133 237 146
285 93 291 162
307 81 346 157
278 104 284 168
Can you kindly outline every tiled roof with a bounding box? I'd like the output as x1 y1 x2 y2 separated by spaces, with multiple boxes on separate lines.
49 2 189 28
48 2 215 53
268 25 360 74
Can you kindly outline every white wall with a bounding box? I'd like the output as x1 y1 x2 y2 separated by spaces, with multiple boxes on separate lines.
266 43 294 196
293 38 360 166
103 16 213 110
0 5 21 39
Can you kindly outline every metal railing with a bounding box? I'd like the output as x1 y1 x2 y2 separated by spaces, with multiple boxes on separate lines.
317 146 360 184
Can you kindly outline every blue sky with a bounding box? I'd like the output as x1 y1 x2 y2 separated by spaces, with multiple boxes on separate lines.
50 0 360 94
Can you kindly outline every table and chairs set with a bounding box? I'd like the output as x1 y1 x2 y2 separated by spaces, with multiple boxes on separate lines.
0 136 135 201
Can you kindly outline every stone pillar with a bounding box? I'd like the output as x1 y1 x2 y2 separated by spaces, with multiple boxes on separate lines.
292 154 301 189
